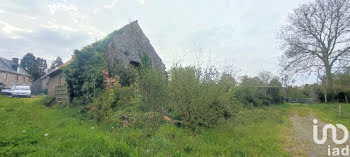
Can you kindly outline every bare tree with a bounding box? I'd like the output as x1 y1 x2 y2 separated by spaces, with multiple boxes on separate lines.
279 0 350 102
280 70 296 98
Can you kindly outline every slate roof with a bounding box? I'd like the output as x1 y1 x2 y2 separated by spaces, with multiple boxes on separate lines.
0 57 30 76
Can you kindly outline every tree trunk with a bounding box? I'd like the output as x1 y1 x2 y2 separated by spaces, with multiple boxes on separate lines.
324 92 328 103
345 95 349 104
325 63 333 102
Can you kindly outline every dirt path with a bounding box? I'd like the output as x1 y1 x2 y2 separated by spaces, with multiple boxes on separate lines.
285 111 349 157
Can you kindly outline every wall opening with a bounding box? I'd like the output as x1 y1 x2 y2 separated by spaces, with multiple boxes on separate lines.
129 61 140 68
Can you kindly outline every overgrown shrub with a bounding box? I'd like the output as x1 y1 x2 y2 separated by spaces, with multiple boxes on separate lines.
235 75 283 107
64 47 106 105
89 82 142 121
109 60 138 87
168 66 240 129
139 54 169 113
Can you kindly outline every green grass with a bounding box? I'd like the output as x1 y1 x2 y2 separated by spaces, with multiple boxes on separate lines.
308 103 350 127
281 102 350 127
0 96 292 156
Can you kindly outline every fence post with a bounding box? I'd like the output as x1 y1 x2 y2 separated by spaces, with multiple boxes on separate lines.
339 104 341 117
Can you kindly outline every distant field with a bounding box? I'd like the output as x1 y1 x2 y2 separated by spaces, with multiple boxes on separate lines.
1 96 349 156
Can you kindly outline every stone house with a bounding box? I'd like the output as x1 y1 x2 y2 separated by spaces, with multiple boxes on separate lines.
0 57 31 88
32 21 165 103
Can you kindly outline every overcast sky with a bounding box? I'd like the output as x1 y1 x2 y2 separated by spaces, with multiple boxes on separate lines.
0 0 316 84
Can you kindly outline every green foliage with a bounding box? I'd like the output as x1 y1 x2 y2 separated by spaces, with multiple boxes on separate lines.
334 68 350 102
20 53 48 81
139 67 168 113
268 77 283 103
139 53 168 113
235 75 283 107
0 96 292 156
64 48 106 105
285 84 322 102
168 66 240 129
89 83 142 121
110 61 138 86
92 30 119 54
49 56 63 72
0 134 39 156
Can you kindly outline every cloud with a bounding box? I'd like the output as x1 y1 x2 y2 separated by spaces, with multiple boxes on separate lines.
138 0 145 5
0 28 93 63
47 2 105 37
0 20 32 38
40 21 77 32
93 0 120 14
103 0 119 9
48 3 78 14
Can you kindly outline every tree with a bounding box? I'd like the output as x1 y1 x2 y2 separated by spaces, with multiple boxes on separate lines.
20 53 36 77
267 77 283 104
259 71 273 96
64 48 106 104
280 71 295 98
34 57 47 80
49 57 63 72
334 68 350 103
236 76 268 106
20 53 47 81
279 0 350 102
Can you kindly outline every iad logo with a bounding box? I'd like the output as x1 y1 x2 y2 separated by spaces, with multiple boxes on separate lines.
313 119 350 156
313 119 349 145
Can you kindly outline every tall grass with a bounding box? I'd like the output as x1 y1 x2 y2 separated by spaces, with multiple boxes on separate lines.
0 96 291 156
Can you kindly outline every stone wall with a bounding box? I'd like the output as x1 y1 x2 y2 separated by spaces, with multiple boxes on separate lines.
0 71 31 88
47 71 67 103
105 21 166 72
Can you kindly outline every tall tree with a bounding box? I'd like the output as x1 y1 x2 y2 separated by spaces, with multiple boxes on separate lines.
279 0 350 102
49 57 63 71
20 53 36 76
20 53 47 81
35 57 47 80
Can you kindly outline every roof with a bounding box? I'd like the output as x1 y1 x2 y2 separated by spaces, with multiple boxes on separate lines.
0 57 30 76
35 58 73 82
47 58 74 76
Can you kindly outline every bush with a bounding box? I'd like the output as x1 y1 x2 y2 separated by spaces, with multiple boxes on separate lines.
139 57 168 113
235 75 283 107
109 61 138 87
64 47 106 105
88 82 142 122
168 66 240 129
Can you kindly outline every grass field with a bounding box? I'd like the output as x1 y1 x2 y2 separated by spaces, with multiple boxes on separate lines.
1 96 349 156
288 102 350 128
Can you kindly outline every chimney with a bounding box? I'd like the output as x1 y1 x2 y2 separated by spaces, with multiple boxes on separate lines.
12 58 19 72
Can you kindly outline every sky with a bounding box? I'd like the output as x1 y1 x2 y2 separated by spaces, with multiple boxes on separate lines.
0 0 316 84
